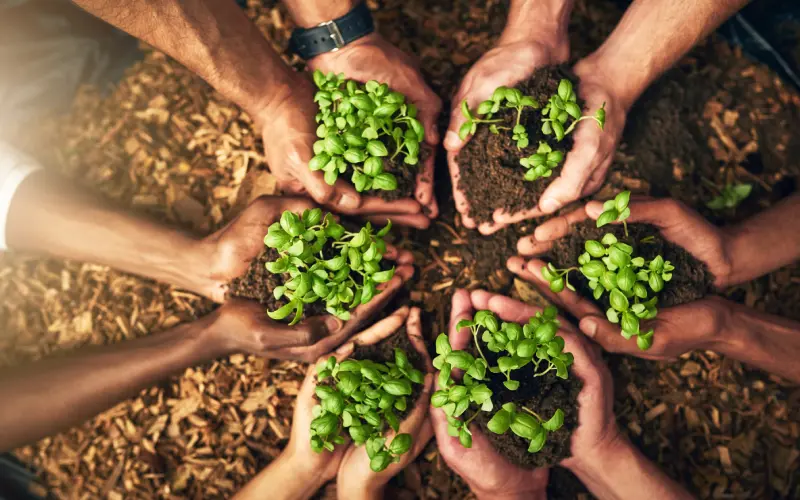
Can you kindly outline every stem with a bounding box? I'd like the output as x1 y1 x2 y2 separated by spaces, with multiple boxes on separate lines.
464 410 481 426
471 326 489 367
390 139 405 161
521 406 544 422
563 114 600 136
534 364 555 378
622 221 629 238
474 118 504 124
515 106 523 128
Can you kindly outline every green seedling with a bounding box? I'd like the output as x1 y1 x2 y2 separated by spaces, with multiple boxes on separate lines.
541 79 605 141
459 86 539 149
311 349 425 472
432 308 571 453
310 70 424 192
520 142 564 182
707 183 752 211
263 208 394 325
543 192 673 351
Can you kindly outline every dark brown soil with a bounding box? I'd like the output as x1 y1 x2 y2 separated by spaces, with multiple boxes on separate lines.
466 328 582 468
547 221 714 311
365 139 432 203
226 248 329 319
351 328 427 420
456 65 578 224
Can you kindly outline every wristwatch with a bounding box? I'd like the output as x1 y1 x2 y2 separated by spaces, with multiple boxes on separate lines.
288 3 374 60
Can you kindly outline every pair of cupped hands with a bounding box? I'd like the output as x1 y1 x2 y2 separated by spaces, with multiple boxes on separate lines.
258 32 625 234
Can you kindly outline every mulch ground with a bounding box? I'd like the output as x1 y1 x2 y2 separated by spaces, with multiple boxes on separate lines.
1 0 799 498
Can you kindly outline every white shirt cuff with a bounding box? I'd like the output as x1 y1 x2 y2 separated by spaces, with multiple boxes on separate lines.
0 144 42 250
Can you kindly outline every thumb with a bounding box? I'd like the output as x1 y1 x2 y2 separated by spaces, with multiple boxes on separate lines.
586 198 688 232
578 315 636 355
295 165 362 211
445 92 475 153
448 289 475 350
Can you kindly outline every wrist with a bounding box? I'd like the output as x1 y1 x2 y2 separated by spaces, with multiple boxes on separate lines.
284 0 360 28
565 431 633 489
575 49 647 113
497 0 572 60
336 474 384 500
177 239 226 302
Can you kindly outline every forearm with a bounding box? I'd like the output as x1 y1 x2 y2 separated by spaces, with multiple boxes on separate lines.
234 452 327 500
723 194 800 285
717 302 800 383
580 0 749 110
6 173 216 298
498 0 574 48
568 436 692 500
281 0 358 27
71 0 296 118
0 316 224 451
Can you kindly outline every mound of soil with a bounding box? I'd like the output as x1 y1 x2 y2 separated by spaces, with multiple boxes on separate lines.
546 221 714 311
456 65 579 224
466 329 582 468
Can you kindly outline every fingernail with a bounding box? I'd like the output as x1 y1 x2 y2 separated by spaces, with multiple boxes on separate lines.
325 316 342 333
339 193 360 210
581 318 598 338
336 342 353 354
541 199 560 214
444 131 461 150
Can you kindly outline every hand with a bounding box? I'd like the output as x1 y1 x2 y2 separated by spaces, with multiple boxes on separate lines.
466 290 621 479
431 289 549 500
532 59 627 216
200 195 416 303
253 75 432 227
444 40 568 234
510 197 737 359
336 307 435 500
309 33 442 218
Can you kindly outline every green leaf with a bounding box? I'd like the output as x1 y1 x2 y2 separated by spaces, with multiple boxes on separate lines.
466 359 487 380
366 140 389 157
585 240 605 258
615 191 631 212
649 273 665 292
370 452 392 472
552 120 565 141
315 385 335 399
609 246 631 269
372 172 398 191
503 380 520 391
310 413 338 437
384 379 413 396
372 268 395 283
510 413 541 439
487 409 512 434
322 392 345 415
617 267 636 292
637 329 655 350
534 322 558 343
564 102 581 119
470 384 492 405
267 301 297 321
461 100 473 119
459 121 472 140
435 333 452 356
449 385 468 401
431 390 449 408
323 255 346 271
438 362 452 388
446 351 475 370
553 358 568 379
596 209 618 227
621 312 640 337
389 433 412 455
610 288 629 312
549 277 565 293
528 427 547 453
459 428 473 448
580 260 605 279
557 79 573 101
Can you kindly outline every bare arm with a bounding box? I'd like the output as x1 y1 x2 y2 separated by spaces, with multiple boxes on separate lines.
70 0 296 119
498 0 574 49
581 0 750 110
723 194 800 286
568 436 693 500
6 173 218 300
0 315 223 452
234 452 326 500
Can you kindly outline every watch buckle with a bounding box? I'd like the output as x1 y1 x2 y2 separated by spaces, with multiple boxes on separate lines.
319 20 345 51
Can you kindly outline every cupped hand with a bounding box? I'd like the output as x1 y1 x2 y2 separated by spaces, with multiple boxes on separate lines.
254 75 432 227
309 33 441 218
467 290 620 478
515 196 734 287
336 307 435 500
444 41 567 234
200 195 418 303
511 196 735 359
532 59 626 217
430 289 549 500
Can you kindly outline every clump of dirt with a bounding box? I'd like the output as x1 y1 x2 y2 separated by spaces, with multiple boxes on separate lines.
351 328 427 420
547 221 714 310
456 65 579 224
466 329 582 468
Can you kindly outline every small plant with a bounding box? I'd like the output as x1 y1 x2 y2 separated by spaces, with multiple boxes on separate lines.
542 192 671 350
520 142 564 182
432 308 571 453
541 79 606 142
310 349 425 472
706 183 752 211
263 208 394 325
310 71 425 192
459 86 539 149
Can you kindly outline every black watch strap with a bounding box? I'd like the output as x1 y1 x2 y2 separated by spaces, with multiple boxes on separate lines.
288 3 374 60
